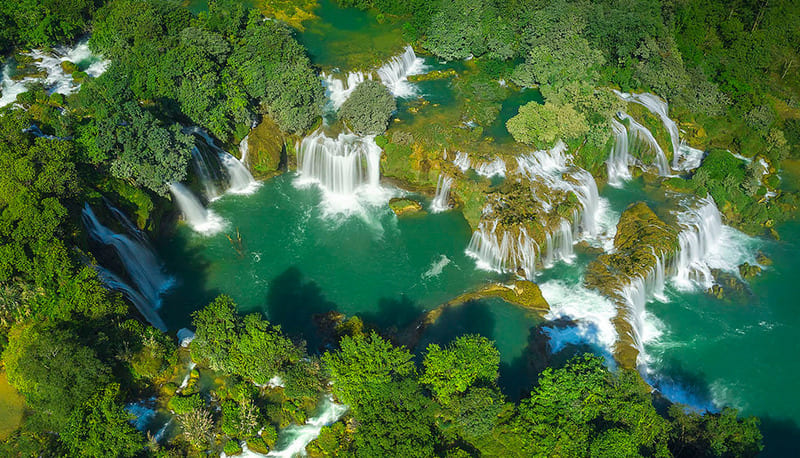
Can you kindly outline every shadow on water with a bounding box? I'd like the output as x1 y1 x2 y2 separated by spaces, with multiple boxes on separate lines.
362 295 421 332
760 416 800 457
265 267 338 351
414 300 497 353
157 232 222 330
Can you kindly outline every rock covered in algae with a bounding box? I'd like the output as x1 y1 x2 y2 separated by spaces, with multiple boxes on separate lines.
584 202 678 370
738 262 762 280
388 197 424 216
247 116 285 178
407 69 457 82
585 202 678 298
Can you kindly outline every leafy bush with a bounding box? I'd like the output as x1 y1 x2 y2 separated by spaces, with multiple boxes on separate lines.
338 80 396 135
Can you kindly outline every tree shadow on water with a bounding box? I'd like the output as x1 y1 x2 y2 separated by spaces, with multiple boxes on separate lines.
265 267 338 351
413 299 496 355
362 295 421 331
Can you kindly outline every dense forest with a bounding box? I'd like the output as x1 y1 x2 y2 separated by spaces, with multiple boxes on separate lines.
1 0 798 456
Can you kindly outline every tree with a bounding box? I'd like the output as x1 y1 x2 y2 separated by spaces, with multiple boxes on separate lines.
61 384 145 457
2 323 112 430
669 405 763 457
420 334 500 404
322 331 415 406
191 295 300 384
339 81 396 135
507 101 589 147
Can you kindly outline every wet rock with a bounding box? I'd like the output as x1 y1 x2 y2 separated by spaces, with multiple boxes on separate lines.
388 197 424 217
738 262 761 280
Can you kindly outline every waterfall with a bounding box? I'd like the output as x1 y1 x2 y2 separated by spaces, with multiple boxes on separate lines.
430 175 453 213
453 151 471 172
186 127 258 197
323 71 371 109
618 112 670 176
219 152 259 194
377 45 426 98
265 397 348 458
81 205 170 331
169 182 226 234
466 220 539 279
614 90 680 162
239 135 250 165
0 39 107 107
296 130 382 196
474 157 506 178
544 219 574 267
571 169 601 237
671 197 723 290
607 118 633 186
674 144 704 171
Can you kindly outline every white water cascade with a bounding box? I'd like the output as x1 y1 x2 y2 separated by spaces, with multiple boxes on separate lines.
82 205 170 331
607 118 634 186
466 220 540 279
430 175 453 213
187 127 259 196
296 129 382 198
169 182 226 234
543 219 574 267
617 112 670 176
474 157 506 178
671 197 723 290
239 135 250 165
323 71 371 109
377 45 426 98
264 397 348 458
453 151 471 172
0 39 107 108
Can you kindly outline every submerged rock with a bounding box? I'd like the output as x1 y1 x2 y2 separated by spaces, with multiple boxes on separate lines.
388 197 424 216
709 269 753 303
738 262 762 280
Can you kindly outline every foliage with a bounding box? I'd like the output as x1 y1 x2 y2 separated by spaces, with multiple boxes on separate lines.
2 323 112 430
338 80 396 135
322 331 415 406
423 0 514 61
668 405 763 457
0 0 101 47
507 101 589 147
420 334 500 404
168 393 205 415
61 383 144 457
179 408 215 450
191 295 301 385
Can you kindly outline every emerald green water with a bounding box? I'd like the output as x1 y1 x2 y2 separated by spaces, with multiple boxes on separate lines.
296 0 405 70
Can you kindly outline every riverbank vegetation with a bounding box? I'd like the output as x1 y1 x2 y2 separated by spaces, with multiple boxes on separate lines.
1 0 797 455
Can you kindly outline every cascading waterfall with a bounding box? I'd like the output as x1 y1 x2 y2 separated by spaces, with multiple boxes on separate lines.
296 130 381 196
543 219 574 267
81 205 170 331
0 39 107 107
474 157 506 178
671 197 723 290
323 71 371 109
430 175 453 213
453 151 471 172
617 112 670 176
169 182 226 234
607 118 633 186
466 220 539 279
265 397 348 458
377 45 426 98
187 127 259 196
239 135 250 165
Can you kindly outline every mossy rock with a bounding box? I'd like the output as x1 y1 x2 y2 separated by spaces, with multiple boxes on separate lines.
756 251 772 266
247 437 269 454
61 60 79 74
248 117 285 178
71 71 88 83
224 440 243 456
408 69 457 83
738 262 761 280
709 269 753 303
388 197 424 216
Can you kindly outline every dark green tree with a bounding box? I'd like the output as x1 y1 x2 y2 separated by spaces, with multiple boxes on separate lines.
339 80 396 135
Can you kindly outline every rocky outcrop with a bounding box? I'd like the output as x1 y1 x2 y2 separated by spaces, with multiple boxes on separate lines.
247 117 286 178
388 198 424 216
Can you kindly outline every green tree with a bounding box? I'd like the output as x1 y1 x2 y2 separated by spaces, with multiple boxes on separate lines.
420 334 500 404
339 80 396 135
2 323 112 430
61 383 145 457
322 331 415 406
507 101 589 147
